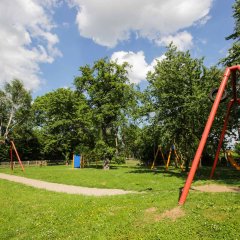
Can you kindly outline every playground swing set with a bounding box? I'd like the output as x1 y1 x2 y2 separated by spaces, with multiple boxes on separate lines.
166 145 184 171
179 65 240 205
1 137 24 171
151 145 165 169
151 144 183 170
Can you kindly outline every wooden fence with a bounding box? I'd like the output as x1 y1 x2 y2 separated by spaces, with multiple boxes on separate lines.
0 160 57 168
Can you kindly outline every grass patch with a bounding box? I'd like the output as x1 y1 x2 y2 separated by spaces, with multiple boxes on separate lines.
0 164 188 192
0 163 239 239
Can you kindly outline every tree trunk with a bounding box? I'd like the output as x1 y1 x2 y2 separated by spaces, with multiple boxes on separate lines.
103 159 110 170
115 130 119 156
4 106 15 138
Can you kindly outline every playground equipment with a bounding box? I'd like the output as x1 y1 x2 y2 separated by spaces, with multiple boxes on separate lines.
10 141 24 171
179 65 240 205
0 139 24 171
166 145 183 171
226 151 240 170
151 144 183 170
151 145 166 169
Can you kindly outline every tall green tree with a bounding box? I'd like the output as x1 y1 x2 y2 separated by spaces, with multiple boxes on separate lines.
146 45 224 169
0 79 32 161
0 79 32 139
32 88 92 160
74 58 137 162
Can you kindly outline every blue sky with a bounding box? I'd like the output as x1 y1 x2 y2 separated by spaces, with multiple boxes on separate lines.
0 0 236 98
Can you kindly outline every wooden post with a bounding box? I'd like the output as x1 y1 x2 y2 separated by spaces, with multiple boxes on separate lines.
166 149 172 170
151 146 160 169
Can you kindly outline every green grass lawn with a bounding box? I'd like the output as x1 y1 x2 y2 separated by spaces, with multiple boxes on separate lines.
0 162 239 240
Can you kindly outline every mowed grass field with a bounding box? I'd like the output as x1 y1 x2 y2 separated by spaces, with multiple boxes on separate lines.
0 161 239 240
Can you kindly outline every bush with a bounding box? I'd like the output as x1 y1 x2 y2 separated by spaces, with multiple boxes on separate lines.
112 156 126 164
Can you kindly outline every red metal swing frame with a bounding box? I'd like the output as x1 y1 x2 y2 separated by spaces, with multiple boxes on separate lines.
10 141 24 171
179 65 240 205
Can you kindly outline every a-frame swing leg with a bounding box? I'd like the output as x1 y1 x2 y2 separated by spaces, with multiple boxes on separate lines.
10 144 13 171
160 148 166 165
151 147 160 169
174 150 179 167
174 149 184 170
210 100 234 178
166 149 172 170
10 141 24 171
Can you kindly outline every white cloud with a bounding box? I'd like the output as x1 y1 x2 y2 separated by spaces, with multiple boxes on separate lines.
0 0 61 91
70 0 212 48
111 51 165 84
156 31 193 51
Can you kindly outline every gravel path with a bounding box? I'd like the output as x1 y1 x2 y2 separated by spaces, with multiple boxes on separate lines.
0 173 135 196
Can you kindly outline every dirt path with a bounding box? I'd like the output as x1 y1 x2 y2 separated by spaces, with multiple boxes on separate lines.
1 173 239 196
191 184 240 193
0 173 135 196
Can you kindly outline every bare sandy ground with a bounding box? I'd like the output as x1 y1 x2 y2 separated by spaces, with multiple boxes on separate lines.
191 184 240 193
0 173 135 196
144 206 185 221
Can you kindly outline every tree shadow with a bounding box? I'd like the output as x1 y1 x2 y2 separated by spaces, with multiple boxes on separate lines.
127 166 188 178
195 167 240 185
126 165 240 185
84 164 120 170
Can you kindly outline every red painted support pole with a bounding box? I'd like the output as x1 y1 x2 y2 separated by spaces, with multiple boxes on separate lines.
11 141 24 171
178 67 231 205
210 100 234 179
232 71 237 101
10 145 13 171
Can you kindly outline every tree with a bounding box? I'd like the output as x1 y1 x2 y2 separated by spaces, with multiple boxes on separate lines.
0 79 32 161
0 79 32 140
32 88 92 161
74 58 137 164
220 0 240 66
121 124 141 158
146 44 225 169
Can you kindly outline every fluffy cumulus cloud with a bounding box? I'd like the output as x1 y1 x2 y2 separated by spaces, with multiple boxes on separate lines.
111 51 165 84
70 0 212 49
0 0 61 90
156 31 193 51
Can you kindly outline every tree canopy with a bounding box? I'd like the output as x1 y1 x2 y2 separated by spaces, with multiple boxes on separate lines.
32 88 92 160
2 0 240 168
145 45 225 168
74 58 137 162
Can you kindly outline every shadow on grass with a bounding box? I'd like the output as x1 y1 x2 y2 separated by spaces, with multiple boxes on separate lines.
195 167 240 185
61 162 240 186
126 165 240 185
83 165 120 170
126 166 188 178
